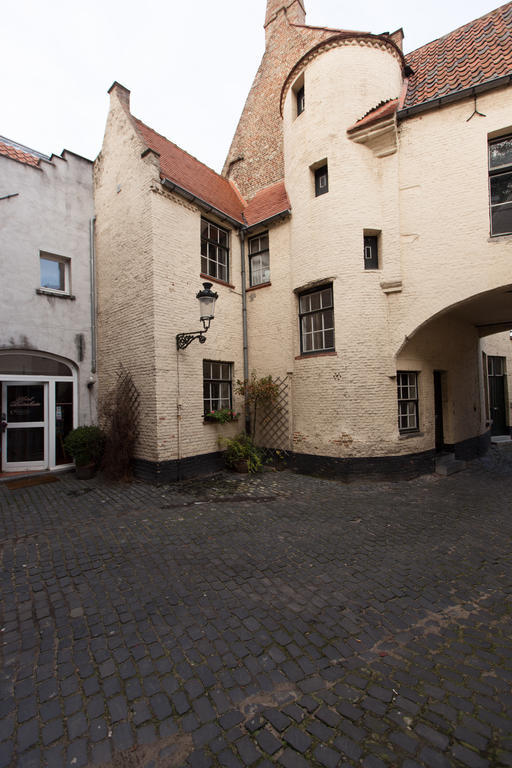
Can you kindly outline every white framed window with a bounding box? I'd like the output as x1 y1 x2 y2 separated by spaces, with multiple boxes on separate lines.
203 360 232 414
248 232 270 286
40 252 70 294
397 371 419 433
299 285 334 354
201 219 229 283
489 135 512 236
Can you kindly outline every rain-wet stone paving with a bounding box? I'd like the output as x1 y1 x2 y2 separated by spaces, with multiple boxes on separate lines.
1 448 512 767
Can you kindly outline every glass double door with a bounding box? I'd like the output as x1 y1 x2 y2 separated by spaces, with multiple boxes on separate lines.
1 383 48 471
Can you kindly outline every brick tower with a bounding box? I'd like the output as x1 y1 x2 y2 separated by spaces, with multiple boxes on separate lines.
222 0 334 199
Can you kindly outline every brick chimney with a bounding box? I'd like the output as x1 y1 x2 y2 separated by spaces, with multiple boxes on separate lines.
265 0 306 42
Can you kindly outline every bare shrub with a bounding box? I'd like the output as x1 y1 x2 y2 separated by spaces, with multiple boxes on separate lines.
100 367 140 480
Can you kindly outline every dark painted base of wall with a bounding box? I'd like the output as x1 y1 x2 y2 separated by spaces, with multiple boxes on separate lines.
288 449 436 481
133 432 492 484
133 451 225 484
444 430 491 461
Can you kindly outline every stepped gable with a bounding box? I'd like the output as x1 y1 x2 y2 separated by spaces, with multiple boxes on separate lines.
133 118 245 223
245 180 290 227
404 2 512 109
0 139 41 168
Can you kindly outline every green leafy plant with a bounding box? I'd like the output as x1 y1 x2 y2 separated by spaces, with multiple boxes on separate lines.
235 373 280 438
220 432 263 473
63 426 106 467
204 408 240 424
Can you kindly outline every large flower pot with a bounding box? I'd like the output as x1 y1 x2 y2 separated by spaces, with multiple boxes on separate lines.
233 459 249 473
76 463 96 480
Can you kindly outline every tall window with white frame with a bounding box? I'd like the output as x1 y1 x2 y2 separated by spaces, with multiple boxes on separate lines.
397 372 419 433
203 360 232 415
201 219 229 282
248 232 270 286
489 135 512 236
299 285 335 354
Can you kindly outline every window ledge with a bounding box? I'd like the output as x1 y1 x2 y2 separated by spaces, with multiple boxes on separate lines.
295 351 337 360
488 232 512 242
200 273 235 289
398 431 424 440
246 282 271 292
36 288 75 300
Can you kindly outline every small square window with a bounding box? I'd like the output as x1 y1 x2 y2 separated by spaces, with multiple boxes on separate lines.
203 360 233 415
315 165 328 196
40 253 70 293
248 232 270 286
363 235 379 270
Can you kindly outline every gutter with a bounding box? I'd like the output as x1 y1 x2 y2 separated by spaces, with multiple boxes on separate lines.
239 232 250 434
397 75 512 121
245 208 291 233
89 216 97 374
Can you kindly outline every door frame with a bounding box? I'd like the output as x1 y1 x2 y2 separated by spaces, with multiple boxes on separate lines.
2 381 48 471
433 370 445 453
1 372 77 472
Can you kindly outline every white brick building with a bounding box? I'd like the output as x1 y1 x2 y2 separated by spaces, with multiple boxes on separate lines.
94 1 512 481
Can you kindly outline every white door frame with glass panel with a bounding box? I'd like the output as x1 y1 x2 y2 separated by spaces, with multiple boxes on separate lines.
0 352 77 472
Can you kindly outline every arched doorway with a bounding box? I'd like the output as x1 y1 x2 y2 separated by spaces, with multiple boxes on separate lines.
0 351 77 472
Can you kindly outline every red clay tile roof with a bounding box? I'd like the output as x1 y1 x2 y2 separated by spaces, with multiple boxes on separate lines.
0 141 40 167
404 2 512 109
133 118 245 223
347 99 399 132
245 181 291 227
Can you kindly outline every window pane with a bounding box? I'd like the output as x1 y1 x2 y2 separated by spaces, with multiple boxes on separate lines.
201 220 208 238
323 309 334 328
490 172 512 205
490 139 512 170
491 202 512 235
7 427 44 462
309 292 321 311
299 295 310 313
41 258 64 291
7 385 45 422
0 354 71 375
324 329 334 349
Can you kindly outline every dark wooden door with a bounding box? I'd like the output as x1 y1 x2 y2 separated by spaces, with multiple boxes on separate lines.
434 371 444 452
488 356 507 436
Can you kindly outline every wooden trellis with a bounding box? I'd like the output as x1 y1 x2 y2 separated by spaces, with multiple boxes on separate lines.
254 374 291 451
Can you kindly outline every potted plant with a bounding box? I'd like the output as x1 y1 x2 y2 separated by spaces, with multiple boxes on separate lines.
203 408 240 424
63 425 106 479
221 432 263 473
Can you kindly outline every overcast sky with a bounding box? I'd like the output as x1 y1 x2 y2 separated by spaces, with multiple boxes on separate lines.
0 0 503 172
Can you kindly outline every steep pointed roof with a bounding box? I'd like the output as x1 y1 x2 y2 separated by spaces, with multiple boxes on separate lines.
133 118 246 223
403 2 512 110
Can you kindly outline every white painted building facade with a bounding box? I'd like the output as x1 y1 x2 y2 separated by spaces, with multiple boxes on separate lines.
0 138 96 473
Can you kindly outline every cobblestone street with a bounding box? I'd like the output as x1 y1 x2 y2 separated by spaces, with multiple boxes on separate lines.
1 448 512 768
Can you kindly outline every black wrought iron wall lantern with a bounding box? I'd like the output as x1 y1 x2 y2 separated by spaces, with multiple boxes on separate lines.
176 282 219 350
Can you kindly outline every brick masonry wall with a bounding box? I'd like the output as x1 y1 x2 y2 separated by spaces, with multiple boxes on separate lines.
94 87 161 461
222 5 334 199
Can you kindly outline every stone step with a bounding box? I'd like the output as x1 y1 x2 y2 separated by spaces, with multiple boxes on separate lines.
435 454 466 476
491 435 512 445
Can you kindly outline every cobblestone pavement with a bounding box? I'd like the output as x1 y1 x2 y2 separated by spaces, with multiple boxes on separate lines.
1 448 512 768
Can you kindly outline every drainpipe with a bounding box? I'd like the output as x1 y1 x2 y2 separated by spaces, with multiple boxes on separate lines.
89 216 97 374
239 230 251 434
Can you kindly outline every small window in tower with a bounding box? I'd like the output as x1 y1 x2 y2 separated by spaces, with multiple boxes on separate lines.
363 234 379 269
315 165 328 196
297 86 305 116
